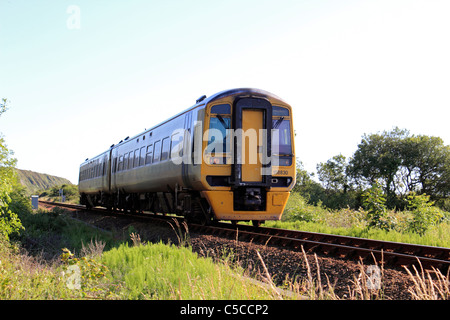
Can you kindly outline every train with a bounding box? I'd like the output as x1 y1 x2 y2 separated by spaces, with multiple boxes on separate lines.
78 88 296 225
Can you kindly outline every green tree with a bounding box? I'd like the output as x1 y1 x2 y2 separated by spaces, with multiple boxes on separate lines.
0 98 23 240
348 127 408 203
400 135 450 199
317 154 349 193
348 127 449 206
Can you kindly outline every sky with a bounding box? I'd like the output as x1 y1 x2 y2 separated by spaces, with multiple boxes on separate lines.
1 0 449 184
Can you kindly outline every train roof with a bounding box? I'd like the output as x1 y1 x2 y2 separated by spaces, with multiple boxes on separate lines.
204 88 288 105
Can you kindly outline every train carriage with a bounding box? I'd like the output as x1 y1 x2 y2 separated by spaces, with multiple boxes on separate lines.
79 88 296 225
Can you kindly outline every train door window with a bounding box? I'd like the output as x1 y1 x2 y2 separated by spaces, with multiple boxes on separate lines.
161 137 170 161
153 140 161 163
193 122 202 166
133 149 139 168
128 151 134 169
145 144 153 165
139 146 146 166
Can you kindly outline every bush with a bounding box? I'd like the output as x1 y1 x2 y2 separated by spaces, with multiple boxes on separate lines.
406 193 444 236
362 183 394 231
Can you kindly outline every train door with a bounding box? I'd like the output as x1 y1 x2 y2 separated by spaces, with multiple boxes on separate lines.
181 111 192 187
241 109 263 182
233 97 272 188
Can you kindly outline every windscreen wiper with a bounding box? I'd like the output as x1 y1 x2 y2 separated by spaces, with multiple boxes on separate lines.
216 114 229 129
273 117 284 129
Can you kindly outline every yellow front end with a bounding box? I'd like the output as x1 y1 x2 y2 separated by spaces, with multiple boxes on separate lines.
201 190 290 221
199 90 296 222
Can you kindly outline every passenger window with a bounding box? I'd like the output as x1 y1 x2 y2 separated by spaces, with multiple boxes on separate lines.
161 137 170 161
118 156 123 171
134 149 139 168
170 131 184 159
139 146 146 166
128 151 133 169
153 140 161 162
145 145 153 165
124 153 129 170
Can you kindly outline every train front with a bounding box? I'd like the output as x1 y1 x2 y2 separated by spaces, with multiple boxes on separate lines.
199 89 296 224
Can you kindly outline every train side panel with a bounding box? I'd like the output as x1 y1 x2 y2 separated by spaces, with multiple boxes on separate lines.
78 151 111 195
110 107 204 194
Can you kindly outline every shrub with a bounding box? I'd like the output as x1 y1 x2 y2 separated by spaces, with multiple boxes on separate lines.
406 193 444 236
362 183 393 231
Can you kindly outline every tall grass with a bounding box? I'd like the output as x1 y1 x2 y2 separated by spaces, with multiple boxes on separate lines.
101 241 280 300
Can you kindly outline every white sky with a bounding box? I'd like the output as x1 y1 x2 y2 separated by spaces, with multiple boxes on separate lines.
1 0 449 184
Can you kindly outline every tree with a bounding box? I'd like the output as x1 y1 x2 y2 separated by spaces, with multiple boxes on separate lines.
347 127 409 205
0 98 23 240
400 135 450 199
347 127 449 205
316 154 349 193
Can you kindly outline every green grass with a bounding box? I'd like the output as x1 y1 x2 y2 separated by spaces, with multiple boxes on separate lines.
1 207 284 300
101 242 279 300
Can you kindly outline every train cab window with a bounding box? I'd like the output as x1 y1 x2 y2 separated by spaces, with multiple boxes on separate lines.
145 144 153 165
153 140 161 162
273 106 290 117
272 106 292 165
161 137 170 161
210 104 231 114
207 111 231 154
272 119 292 155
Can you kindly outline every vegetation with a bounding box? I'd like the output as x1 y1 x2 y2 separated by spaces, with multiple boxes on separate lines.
38 183 79 203
311 127 450 210
15 169 73 196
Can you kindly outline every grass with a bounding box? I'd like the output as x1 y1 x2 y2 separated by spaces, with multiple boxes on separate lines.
100 241 282 300
1 207 285 300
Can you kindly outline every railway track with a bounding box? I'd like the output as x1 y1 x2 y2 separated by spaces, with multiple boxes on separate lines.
39 200 450 272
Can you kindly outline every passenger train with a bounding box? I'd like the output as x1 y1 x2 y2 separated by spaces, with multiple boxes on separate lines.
78 88 296 225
